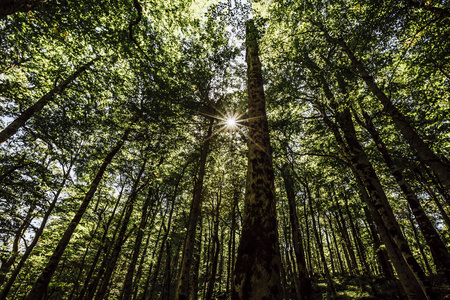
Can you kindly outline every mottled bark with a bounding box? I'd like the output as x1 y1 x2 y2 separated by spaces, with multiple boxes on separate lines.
0 58 98 144
175 117 214 300
232 20 282 300
281 164 312 300
25 125 132 300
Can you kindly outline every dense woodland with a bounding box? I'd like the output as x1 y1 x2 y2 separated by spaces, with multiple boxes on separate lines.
1 0 450 299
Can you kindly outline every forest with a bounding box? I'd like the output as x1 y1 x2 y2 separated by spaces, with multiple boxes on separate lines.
0 0 450 299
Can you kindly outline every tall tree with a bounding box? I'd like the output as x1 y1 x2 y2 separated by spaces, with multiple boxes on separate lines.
232 19 283 300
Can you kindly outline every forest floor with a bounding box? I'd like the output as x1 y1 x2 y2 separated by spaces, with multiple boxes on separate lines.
308 275 450 299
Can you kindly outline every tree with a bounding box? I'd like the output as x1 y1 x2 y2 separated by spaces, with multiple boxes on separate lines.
232 19 283 300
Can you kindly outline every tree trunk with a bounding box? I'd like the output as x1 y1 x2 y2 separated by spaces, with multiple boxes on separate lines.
94 159 148 300
306 185 336 299
362 206 395 280
281 164 312 300
205 192 222 300
356 110 450 282
326 214 345 275
0 58 98 144
77 184 126 300
0 161 74 300
335 108 431 299
231 19 282 300
24 124 132 300
121 181 153 300
325 31 450 192
175 116 214 300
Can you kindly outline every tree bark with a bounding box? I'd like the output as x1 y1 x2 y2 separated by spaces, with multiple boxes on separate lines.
232 19 283 300
324 31 450 192
335 108 431 299
175 116 214 300
0 58 98 144
356 110 450 282
94 159 148 300
281 164 312 300
120 181 153 300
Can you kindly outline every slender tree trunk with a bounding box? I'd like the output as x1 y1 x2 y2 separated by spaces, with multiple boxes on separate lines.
326 214 345 275
421 181 450 229
68 205 105 300
189 216 202 300
407 212 433 275
335 201 358 273
336 108 431 299
175 116 214 300
303 198 313 276
94 159 148 300
0 204 35 285
205 192 222 300
0 161 74 300
120 182 153 300
305 185 336 299
232 19 283 300
324 31 450 192
24 124 132 300
356 110 450 282
77 184 126 300
344 195 371 276
0 58 98 144
281 164 312 300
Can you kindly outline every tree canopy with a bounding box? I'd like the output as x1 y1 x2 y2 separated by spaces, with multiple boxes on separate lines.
1 0 449 299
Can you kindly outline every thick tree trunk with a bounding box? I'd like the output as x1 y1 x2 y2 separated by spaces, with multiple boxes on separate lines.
25 125 132 300
0 58 98 144
175 117 214 300
362 206 395 280
281 164 312 300
232 20 283 300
